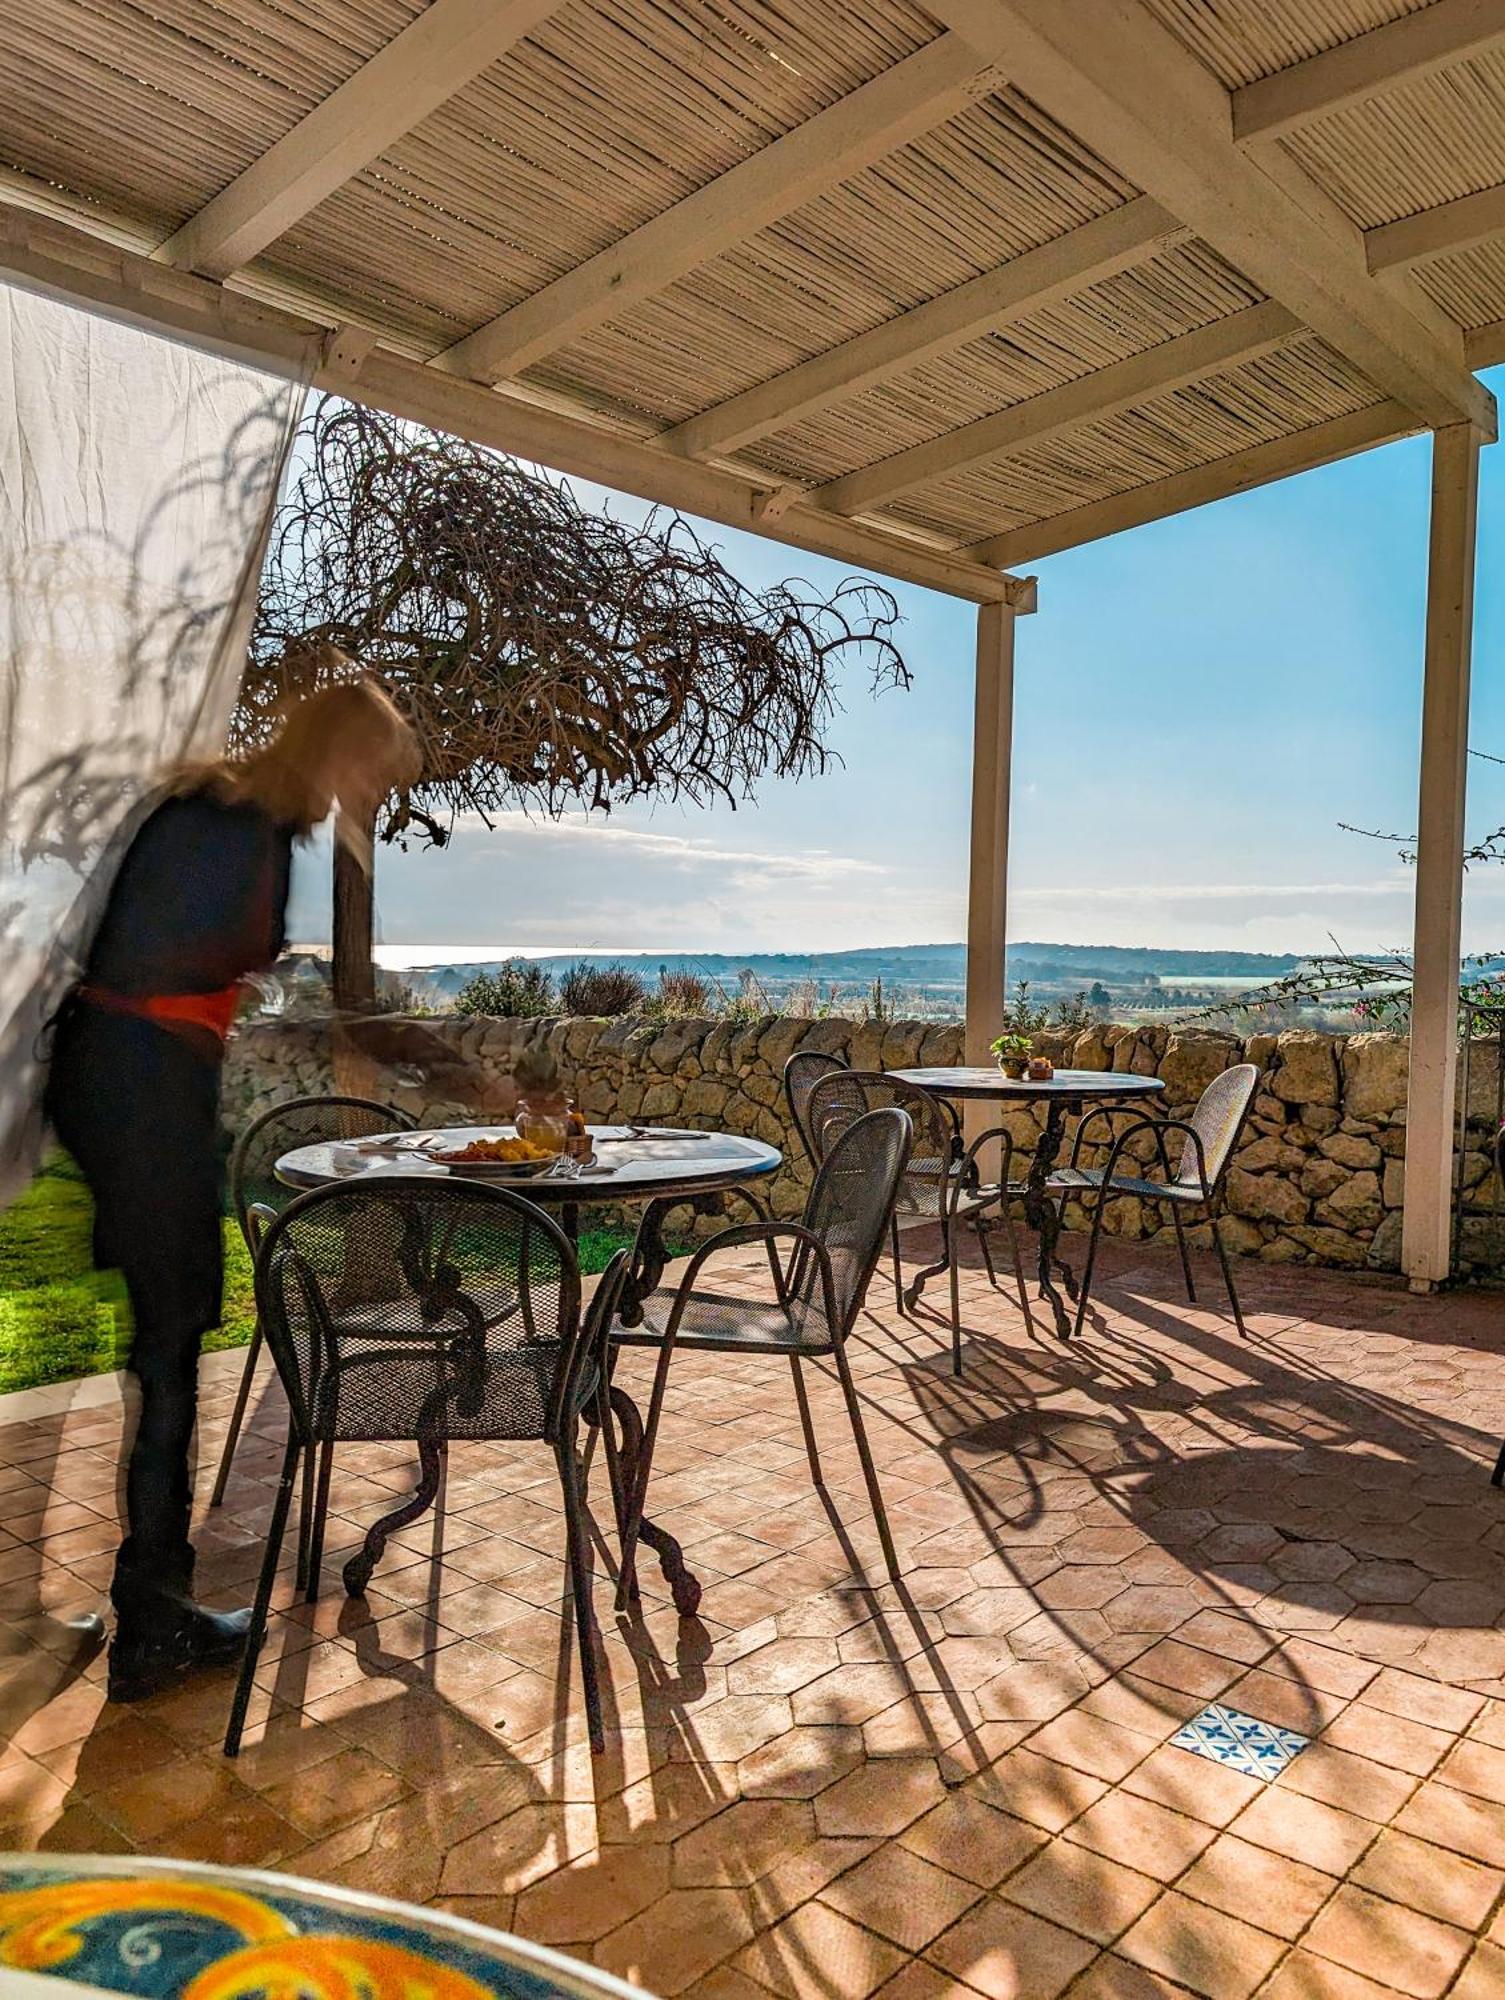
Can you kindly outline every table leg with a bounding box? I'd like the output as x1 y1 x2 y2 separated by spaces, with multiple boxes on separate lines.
343 1436 444 1597
1023 1103 1078 1340
603 1383 702 1617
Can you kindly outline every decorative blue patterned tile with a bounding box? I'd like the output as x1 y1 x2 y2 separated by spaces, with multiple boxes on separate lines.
1169 1703 1310 1783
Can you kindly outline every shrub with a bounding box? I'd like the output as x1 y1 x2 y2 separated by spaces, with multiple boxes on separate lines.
559 961 649 1016
454 960 557 1017
654 969 715 1016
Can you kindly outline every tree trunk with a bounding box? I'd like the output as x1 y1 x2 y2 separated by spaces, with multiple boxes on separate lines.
332 811 377 1013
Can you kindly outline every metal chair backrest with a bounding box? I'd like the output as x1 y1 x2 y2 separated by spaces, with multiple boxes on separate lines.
783 1050 848 1167
254 1177 585 1448
805 1069 950 1220
1179 1063 1260 1190
228 1093 414 1248
801 1105 913 1332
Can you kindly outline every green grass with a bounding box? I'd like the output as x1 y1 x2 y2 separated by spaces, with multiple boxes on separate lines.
0 1154 644 1398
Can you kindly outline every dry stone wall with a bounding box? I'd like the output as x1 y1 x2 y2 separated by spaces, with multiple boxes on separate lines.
223 1014 1502 1274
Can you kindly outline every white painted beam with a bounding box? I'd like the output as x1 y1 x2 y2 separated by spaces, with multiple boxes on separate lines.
1403 421 1483 1288
1233 0 1505 144
964 600 1017 1157
434 34 994 385
813 300 1300 518
0 200 1030 607
1366 181 1505 273
970 400 1418 564
155 0 561 280
928 0 1495 437
664 197 1185 460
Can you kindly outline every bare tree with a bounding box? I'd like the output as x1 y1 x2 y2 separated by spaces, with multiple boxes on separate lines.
237 399 908 1007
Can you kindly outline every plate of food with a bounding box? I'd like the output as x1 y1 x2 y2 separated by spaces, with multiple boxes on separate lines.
429 1135 558 1176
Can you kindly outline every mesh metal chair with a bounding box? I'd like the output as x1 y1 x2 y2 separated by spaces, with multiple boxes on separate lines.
1047 1063 1259 1339
224 1177 629 1757
611 1106 913 1603
805 1069 1033 1374
211 1093 414 1509
783 1049 848 1168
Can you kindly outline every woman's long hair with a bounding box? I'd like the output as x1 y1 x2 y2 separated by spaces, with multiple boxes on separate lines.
174 675 421 857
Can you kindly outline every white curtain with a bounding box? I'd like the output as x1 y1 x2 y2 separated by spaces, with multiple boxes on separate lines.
0 281 310 1202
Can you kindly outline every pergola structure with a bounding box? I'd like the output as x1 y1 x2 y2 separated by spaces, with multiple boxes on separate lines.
3 0 1502 1285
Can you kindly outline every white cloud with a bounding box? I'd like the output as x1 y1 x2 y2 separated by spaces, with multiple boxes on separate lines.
456 809 885 880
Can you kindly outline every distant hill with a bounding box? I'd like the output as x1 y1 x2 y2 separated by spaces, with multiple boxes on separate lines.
355 940 1317 1013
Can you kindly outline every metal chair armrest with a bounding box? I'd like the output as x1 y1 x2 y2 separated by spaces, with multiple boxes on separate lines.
635 1221 841 1343
950 1125 1024 1220
1093 1117 1213 1203
246 1200 278 1255
1067 1102 1155 1172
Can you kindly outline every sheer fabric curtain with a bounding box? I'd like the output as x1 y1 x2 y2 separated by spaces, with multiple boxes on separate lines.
0 281 310 1202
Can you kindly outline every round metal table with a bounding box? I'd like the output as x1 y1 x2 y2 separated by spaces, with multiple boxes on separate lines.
888 1068 1166 1339
275 1123 783 1615
0 1851 651 1998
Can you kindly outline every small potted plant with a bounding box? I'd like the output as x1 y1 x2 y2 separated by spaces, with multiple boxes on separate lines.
991 1031 1033 1080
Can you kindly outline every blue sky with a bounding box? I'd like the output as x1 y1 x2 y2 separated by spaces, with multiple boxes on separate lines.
289 364 1505 961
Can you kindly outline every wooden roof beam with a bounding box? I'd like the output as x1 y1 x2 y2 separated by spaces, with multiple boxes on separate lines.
1232 0 1505 145
434 34 995 385
927 0 1495 438
0 197 1030 608
663 196 1186 460
968 400 1418 564
1366 181 1505 273
155 0 561 280
812 299 1301 517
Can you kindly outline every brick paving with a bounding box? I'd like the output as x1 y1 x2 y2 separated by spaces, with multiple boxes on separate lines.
3 1235 1505 1998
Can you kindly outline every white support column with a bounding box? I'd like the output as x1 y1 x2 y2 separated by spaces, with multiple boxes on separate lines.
964 601 1018 1150
1403 422 1483 1289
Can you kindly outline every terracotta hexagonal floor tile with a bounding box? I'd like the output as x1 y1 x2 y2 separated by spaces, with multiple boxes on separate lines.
598 1885 758 1996
738 1724 865 1800
1177 1831 1335 1940
726 1636 841 1698
1116 1889 1285 2000
1001 1844 1162 1947
973 1661 1093 1724
939 1587 1042 1635
1033 1569 1132 1612
927 1896 1098 1999
820 1842 982 1952
512 1841 671 1945
1302 1884 1472 2000
1063 1787 1217 1879
814 1756 948 1838
899 1792 1047 1888
735 1897 909 1998
672 1797 815 1888
439 1801 598 1895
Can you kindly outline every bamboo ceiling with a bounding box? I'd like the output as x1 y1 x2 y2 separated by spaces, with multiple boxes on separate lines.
0 0 1501 596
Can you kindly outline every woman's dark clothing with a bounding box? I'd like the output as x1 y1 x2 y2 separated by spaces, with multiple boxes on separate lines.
44 787 293 1583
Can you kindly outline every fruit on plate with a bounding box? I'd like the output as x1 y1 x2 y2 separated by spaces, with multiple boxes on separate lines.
436 1135 553 1164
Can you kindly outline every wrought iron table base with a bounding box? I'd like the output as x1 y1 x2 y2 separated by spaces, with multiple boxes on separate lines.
341 1197 702 1615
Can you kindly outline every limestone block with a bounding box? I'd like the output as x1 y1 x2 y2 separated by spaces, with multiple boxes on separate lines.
882 1023 927 1071
1270 1031 1340 1106
920 1023 964 1066
1300 1105 1341 1136
743 1072 780 1108
848 1022 885 1073
758 1019 807 1071
1071 1026 1112 1071
1300 1160 1347 1200
1367 1211 1403 1271
1258 1236 1306 1264
1319 1170 1382 1230
1289 1224 1367 1267
1319 1132 1382 1169
1227 1167 1308 1226
1342 1033 1408 1121
1217 1216 1265 1257
1161 1031 1239 1105
1382 1158 1405 1208
1245 1033 1279 1069
1253 1093 1287 1125
1235 1135 1304 1174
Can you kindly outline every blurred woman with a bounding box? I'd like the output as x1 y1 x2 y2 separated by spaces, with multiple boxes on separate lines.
44 681 479 1700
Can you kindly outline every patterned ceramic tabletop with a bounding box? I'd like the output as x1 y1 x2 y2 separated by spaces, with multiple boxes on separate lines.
0 1856 653 2000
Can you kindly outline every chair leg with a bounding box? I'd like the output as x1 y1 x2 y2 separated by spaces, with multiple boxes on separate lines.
1170 1202 1197 1302
830 1339 899 1583
556 1430 604 1755
790 1357 824 1486
596 1378 630 1544
973 1217 1000 1290
303 1437 335 1603
615 1339 677 1612
889 1219 905 1318
947 1224 963 1378
1072 1192 1110 1340
1001 1202 1036 1338
1211 1213 1248 1340
210 1323 263 1507
1492 1439 1505 1488
225 1436 298 1757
